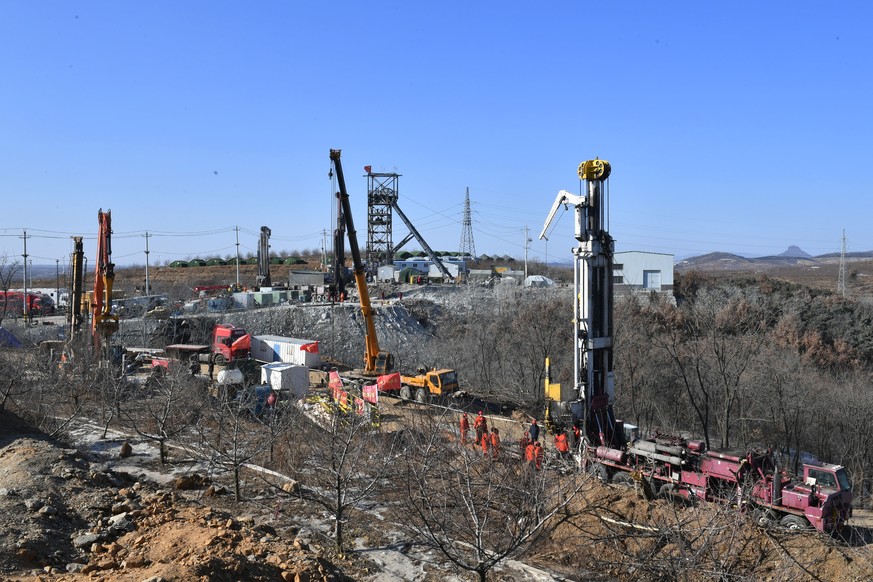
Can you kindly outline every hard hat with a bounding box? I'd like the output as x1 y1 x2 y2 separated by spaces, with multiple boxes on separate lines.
478 411 483 415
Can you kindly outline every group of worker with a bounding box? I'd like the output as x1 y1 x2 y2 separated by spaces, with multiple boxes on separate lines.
460 411 501 457
459 413 582 470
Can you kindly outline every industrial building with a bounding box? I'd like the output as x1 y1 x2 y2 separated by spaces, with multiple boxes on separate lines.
613 251 674 295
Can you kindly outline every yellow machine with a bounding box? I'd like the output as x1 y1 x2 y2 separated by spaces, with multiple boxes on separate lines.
330 149 393 376
400 368 459 403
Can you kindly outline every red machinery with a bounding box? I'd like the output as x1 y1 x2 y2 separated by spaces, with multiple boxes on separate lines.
91 209 118 355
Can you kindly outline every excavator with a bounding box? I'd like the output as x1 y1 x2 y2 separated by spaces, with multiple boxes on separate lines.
330 149 394 376
91 209 119 359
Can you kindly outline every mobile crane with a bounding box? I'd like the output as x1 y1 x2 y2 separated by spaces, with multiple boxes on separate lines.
91 209 118 358
330 149 394 376
539 160 852 533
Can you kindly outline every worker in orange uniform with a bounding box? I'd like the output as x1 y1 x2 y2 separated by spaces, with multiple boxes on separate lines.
490 427 500 458
555 430 570 459
481 429 490 456
534 441 544 470
459 412 470 445
519 431 530 459
525 441 536 465
474 411 488 447
572 423 581 450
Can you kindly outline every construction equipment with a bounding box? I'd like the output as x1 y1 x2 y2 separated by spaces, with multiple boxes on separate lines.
399 368 459 403
330 149 393 376
256 226 272 288
91 209 118 357
540 158 617 448
68 236 85 336
539 160 853 533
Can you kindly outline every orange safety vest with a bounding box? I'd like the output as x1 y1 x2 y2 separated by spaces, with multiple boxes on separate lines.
555 433 569 453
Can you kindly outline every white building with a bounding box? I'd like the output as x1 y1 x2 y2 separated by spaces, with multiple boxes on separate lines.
613 251 674 294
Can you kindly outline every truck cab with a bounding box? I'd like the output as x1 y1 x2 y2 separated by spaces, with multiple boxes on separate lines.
212 324 251 365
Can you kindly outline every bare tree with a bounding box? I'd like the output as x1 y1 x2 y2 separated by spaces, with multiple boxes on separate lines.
0 254 23 326
119 368 202 463
279 402 396 554
191 386 296 501
394 411 585 582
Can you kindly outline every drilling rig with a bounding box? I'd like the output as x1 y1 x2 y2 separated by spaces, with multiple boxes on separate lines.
540 158 622 450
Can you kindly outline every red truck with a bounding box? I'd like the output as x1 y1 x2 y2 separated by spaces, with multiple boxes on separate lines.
152 323 251 371
589 432 852 533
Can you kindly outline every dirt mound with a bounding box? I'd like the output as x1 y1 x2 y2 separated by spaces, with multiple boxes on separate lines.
0 411 349 581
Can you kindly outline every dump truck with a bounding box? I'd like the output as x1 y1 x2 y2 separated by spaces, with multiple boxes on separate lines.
153 323 251 371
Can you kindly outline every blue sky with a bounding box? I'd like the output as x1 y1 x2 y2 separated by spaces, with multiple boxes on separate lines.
1 1 871 270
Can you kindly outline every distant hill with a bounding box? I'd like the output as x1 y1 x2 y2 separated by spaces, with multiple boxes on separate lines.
676 246 873 273
779 245 812 258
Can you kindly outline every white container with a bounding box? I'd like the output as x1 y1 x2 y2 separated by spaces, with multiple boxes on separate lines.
251 335 321 368
217 368 245 385
261 363 309 400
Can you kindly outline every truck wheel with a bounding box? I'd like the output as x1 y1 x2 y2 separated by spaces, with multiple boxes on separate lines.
414 387 428 404
586 463 609 483
755 509 777 527
780 514 809 531
212 353 227 366
611 471 634 486
400 385 412 401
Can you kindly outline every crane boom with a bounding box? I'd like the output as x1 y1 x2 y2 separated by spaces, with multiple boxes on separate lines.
330 149 393 375
91 209 118 355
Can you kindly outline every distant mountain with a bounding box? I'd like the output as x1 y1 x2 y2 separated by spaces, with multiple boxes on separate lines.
778 245 812 259
676 246 873 273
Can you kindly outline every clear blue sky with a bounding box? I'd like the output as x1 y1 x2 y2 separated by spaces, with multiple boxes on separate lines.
2 1 871 270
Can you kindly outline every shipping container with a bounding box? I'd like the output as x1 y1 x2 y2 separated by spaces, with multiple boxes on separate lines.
251 335 321 368
261 363 309 400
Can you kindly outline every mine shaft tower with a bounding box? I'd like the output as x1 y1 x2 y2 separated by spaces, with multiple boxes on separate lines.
366 171 399 270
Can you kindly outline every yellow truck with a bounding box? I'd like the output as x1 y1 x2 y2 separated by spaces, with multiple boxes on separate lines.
400 368 460 403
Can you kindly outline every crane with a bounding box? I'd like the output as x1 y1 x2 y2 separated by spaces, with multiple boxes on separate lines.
330 149 394 375
91 209 118 357
539 158 621 449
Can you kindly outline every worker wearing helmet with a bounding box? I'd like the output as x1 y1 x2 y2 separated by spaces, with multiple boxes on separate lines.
534 441 544 470
460 412 470 445
474 411 488 446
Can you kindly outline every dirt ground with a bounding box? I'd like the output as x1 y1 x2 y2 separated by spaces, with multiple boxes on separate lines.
4 407 873 582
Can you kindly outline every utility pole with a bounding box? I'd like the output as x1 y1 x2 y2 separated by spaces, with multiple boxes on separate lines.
838 229 847 297
55 259 59 308
322 229 328 270
143 231 151 295
523 225 531 279
234 226 241 287
21 230 29 319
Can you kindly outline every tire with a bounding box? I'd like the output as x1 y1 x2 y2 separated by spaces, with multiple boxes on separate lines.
212 353 227 366
399 385 412 401
586 463 609 483
414 387 428 404
755 509 777 527
780 514 809 531
658 483 677 499
611 471 634 486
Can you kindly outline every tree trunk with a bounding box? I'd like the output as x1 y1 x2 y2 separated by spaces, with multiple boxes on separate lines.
234 466 241 502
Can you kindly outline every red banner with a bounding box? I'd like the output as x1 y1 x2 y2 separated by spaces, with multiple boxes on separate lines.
362 384 379 404
301 341 319 353
377 372 401 392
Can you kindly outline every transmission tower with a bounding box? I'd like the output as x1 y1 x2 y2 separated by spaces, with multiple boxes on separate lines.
838 229 847 297
458 187 476 259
